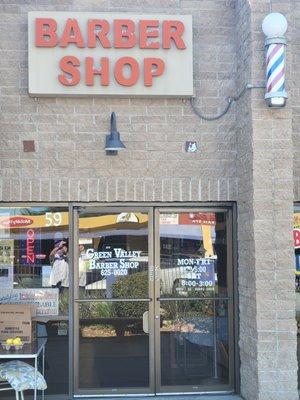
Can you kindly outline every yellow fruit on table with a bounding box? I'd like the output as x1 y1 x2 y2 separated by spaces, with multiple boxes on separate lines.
6 338 13 345
13 338 22 345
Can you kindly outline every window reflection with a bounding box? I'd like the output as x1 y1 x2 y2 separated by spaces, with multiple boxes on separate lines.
79 301 149 389
160 212 227 298
160 300 229 386
0 207 69 396
0 207 69 313
159 211 230 389
78 211 149 299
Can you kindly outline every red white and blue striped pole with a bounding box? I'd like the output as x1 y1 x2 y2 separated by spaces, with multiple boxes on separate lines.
262 13 288 107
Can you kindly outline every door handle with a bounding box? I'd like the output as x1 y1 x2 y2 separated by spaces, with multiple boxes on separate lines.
155 266 160 281
143 311 149 333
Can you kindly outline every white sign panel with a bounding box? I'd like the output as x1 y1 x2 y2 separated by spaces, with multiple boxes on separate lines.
0 289 59 316
159 213 179 225
28 12 193 97
0 265 13 289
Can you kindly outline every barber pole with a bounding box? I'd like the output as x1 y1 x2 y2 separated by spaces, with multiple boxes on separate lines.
265 42 286 99
262 12 288 107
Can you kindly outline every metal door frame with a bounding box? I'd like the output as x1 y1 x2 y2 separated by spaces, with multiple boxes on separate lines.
72 205 156 397
69 202 238 397
154 207 236 394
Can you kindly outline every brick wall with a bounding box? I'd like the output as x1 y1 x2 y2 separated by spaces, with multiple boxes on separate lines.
235 1 258 398
293 1 300 200
0 1 299 399
236 1 298 399
0 0 237 202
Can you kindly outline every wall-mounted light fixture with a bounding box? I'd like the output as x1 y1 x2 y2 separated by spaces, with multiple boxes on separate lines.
105 112 126 155
262 12 288 107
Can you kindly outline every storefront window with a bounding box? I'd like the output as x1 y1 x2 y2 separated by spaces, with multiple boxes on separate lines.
0 205 234 396
0 206 69 396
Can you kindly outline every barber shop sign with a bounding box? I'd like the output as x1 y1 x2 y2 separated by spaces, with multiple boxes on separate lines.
28 12 193 97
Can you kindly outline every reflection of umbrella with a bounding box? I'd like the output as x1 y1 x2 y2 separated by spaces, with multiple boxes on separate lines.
0 213 147 231
116 213 139 223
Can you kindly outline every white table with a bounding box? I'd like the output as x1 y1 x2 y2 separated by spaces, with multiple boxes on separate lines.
0 338 46 400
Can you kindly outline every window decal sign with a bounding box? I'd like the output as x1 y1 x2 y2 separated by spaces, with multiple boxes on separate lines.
86 248 143 276
28 12 193 97
175 258 216 293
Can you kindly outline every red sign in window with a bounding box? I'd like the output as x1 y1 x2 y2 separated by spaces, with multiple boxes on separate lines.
179 213 216 226
0 216 33 228
294 229 300 249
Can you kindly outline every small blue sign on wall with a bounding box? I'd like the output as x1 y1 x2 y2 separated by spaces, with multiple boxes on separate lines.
185 141 198 153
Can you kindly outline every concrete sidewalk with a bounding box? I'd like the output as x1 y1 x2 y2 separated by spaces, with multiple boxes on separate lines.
123 396 242 400
16 395 243 400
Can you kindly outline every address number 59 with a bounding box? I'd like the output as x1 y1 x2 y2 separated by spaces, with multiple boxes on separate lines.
45 212 62 227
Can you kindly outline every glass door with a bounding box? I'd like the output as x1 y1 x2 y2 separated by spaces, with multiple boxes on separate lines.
73 207 155 396
72 205 235 396
155 208 235 393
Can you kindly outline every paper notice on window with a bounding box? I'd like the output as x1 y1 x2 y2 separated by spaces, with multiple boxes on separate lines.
0 288 59 316
160 214 179 225
0 265 13 289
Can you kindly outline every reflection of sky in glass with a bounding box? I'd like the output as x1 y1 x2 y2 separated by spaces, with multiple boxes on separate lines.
0 207 66 216
160 224 216 241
